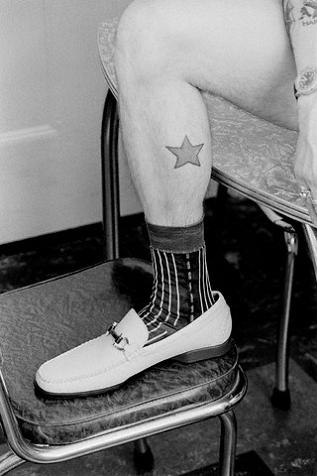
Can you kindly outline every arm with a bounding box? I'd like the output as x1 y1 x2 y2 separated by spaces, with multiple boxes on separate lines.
283 0 317 63
283 0 317 72
283 1 317 220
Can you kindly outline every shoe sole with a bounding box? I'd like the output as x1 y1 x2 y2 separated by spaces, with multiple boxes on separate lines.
34 337 234 399
171 337 233 363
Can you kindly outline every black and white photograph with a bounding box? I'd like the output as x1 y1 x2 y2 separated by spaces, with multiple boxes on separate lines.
0 1 316 474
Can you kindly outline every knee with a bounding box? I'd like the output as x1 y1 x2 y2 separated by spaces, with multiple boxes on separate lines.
115 0 182 83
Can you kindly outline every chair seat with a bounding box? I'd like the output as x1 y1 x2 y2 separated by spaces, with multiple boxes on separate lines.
98 19 311 225
0 259 238 445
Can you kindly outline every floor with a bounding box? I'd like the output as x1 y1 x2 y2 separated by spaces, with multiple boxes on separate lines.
0 194 316 475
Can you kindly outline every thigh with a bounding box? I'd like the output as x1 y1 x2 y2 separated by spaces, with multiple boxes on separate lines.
154 0 298 130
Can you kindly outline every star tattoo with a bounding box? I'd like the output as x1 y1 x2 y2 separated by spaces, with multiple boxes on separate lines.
166 135 204 169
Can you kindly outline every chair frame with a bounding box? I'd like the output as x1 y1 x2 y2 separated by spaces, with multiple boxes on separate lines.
0 88 247 476
0 361 246 475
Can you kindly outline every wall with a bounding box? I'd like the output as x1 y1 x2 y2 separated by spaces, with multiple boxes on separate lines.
0 0 141 245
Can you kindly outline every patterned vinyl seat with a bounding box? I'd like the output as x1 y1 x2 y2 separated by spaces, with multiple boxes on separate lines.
0 259 238 445
0 258 245 476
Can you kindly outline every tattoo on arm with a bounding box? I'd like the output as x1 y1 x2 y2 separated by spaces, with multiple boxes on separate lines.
166 136 203 169
283 0 317 33
283 0 296 34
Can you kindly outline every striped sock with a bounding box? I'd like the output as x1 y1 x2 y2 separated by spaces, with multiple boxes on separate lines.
139 219 215 344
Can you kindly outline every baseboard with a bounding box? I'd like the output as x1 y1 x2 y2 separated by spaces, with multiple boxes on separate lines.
0 212 146 257
0 197 218 257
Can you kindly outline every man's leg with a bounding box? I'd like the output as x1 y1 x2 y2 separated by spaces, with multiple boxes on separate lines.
114 0 298 340
34 0 300 397
115 0 297 224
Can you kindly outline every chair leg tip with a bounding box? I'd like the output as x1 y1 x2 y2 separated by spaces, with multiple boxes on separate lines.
133 441 154 474
271 388 291 410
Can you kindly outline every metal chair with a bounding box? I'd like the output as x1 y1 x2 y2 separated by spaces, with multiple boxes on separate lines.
0 23 247 476
98 17 317 411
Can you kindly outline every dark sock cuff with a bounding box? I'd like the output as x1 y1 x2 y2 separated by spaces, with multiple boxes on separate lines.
147 218 205 253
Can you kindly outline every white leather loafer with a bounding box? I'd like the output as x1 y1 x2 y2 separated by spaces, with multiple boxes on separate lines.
35 291 232 397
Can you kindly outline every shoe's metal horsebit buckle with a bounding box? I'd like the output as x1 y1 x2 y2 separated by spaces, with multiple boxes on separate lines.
106 322 130 351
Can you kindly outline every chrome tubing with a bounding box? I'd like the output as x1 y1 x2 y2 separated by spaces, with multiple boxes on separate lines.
0 366 246 466
257 206 298 409
303 223 317 282
219 411 237 476
0 450 25 476
101 90 120 261
275 229 298 394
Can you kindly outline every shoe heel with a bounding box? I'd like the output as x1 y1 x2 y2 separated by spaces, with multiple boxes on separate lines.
172 338 232 364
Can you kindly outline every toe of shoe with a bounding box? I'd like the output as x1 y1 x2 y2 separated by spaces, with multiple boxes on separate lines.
35 334 127 395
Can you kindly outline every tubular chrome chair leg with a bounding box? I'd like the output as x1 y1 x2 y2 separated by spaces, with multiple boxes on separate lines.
302 224 317 282
101 90 120 261
133 437 154 474
0 449 26 476
271 228 298 410
257 206 298 409
218 411 237 476
101 90 154 470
